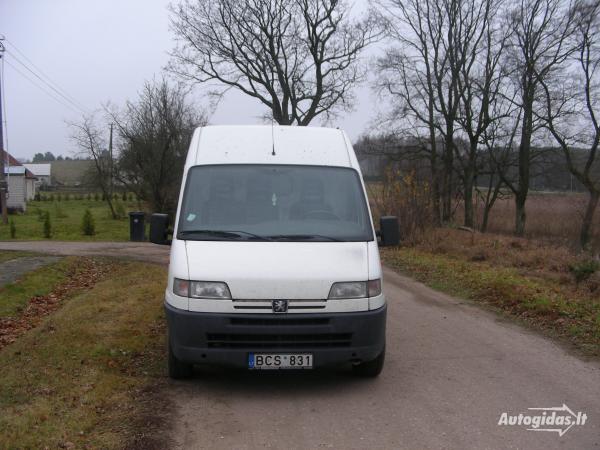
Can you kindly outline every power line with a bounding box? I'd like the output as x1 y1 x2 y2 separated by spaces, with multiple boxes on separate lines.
4 59 83 115
5 38 87 113
6 50 88 115
4 46 89 115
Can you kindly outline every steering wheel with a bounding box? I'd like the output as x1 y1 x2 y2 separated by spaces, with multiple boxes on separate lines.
304 210 341 220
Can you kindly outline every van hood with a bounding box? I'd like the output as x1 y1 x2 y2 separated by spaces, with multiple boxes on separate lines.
184 241 369 300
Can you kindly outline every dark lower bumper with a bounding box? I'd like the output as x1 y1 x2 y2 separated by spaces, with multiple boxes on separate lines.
165 303 387 368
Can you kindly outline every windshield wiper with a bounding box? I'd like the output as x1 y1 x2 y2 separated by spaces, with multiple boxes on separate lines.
268 234 342 242
179 230 272 241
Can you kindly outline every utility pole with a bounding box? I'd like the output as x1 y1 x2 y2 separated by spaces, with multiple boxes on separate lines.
108 122 113 198
0 36 8 225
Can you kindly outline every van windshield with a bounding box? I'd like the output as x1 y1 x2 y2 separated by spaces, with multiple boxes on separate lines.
177 164 373 242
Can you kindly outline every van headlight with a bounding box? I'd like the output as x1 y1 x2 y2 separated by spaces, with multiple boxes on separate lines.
328 279 382 299
173 278 232 299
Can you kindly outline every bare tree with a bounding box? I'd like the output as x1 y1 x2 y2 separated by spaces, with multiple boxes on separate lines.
374 0 513 227
541 0 600 248
479 99 521 231
374 0 459 225
504 0 578 236
70 116 117 219
169 0 375 125
109 79 205 214
451 0 511 228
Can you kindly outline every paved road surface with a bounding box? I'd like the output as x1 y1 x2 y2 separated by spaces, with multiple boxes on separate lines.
1 241 598 449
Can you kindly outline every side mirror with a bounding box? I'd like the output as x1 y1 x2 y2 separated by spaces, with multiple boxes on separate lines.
150 213 171 245
379 216 400 246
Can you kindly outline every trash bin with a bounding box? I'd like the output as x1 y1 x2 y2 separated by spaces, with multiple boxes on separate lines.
128 212 146 242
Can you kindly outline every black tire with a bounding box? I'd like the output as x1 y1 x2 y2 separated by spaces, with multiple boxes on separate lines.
168 340 193 379
352 347 385 378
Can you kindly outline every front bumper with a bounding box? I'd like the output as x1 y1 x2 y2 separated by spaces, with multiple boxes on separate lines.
165 302 387 368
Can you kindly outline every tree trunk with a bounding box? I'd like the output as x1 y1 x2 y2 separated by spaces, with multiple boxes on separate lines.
580 190 600 249
430 145 442 227
481 204 490 233
481 177 502 233
463 174 474 228
515 84 533 237
431 175 442 227
514 191 527 237
441 137 454 223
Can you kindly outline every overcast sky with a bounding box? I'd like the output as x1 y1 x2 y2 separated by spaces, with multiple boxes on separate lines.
0 0 378 161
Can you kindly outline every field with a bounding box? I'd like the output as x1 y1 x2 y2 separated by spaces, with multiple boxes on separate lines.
472 191 598 248
0 196 144 241
50 160 94 187
0 253 168 448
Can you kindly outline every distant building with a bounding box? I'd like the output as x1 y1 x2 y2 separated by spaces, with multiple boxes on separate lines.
24 163 52 187
50 159 94 188
1 149 37 211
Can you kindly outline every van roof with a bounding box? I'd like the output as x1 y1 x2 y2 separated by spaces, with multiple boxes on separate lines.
189 125 356 168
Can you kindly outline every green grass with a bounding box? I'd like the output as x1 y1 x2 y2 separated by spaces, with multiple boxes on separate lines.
0 257 84 317
0 198 143 241
382 247 600 356
0 260 168 448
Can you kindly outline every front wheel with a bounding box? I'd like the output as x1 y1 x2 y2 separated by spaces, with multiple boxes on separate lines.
168 339 193 379
352 347 385 378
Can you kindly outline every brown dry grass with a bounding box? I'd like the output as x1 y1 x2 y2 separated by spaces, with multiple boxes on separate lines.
382 228 600 356
470 192 598 249
414 228 579 285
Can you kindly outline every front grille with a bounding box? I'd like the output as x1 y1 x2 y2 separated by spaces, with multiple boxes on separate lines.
229 317 330 326
232 299 326 311
206 332 352 349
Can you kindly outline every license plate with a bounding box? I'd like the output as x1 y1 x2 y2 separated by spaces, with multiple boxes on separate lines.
248 353 313 369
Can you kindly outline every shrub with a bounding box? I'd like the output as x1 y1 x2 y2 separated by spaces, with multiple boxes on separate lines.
570 260 600 284
48 194 54 202
122 191 127 201
56 193 62 202
9 220 16 239
36 208 45 222
368 166 433 243
81 209 96 236
94 192 100 201
34 193 41 202
43 211 52 238
87 193 92 201
129 193 134 202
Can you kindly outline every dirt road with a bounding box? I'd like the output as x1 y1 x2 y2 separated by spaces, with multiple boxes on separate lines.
2 241 598 449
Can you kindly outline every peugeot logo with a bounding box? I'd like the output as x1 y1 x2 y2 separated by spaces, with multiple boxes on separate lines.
272 299 288 313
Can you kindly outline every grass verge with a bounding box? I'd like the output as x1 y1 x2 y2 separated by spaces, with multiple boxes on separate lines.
0 260 169 449
0 198 143 241
0 257 75 317
381 245 600 357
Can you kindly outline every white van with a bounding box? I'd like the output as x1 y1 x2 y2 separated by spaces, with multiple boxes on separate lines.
150 125 399 378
